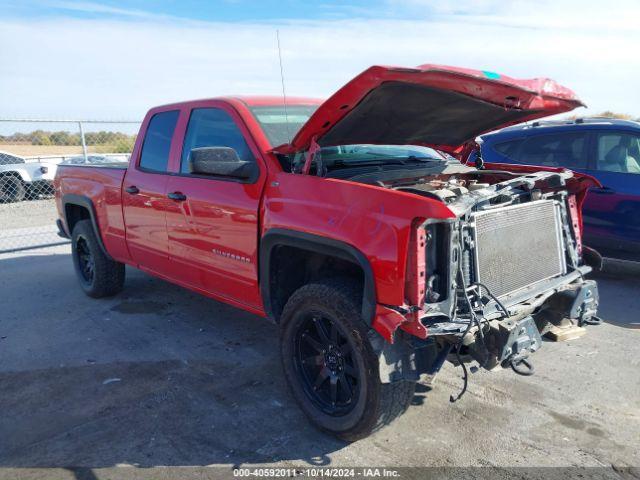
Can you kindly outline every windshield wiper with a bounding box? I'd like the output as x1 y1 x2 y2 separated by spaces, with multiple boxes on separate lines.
322 155 447 172
406 155 445 162
360 154 443 163
329 158 407 168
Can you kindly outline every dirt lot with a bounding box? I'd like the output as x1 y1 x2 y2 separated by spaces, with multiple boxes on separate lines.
0 144 132 157
0 199 58 230
0 245 638 479
0 200 63 252
0 144 85 157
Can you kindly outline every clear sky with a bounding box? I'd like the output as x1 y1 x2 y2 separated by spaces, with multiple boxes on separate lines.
1 0 639 121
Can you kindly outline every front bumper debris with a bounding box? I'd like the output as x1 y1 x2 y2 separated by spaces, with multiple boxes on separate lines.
467 315 542 371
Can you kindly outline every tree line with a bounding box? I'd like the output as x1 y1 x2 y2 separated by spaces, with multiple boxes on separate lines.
0 130 137 153
0 112 637 152
566 111 640 122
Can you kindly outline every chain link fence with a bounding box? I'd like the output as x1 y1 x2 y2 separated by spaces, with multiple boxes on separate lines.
0 119 140 253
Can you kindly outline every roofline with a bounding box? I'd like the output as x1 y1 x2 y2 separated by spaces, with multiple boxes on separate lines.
230 96 324 107
481 117 640 138
150 96 324 111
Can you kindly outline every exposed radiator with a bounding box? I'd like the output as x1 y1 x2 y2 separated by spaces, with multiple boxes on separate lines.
472 200 566 298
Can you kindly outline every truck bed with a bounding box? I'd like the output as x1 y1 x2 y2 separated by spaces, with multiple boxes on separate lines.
54 164 129 260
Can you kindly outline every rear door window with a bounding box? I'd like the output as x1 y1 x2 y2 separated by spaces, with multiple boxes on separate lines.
595 132 640 174
518 133 588 169
139 110 179 173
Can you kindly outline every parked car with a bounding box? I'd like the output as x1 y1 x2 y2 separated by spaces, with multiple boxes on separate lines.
54 64 600 440
471 118 640 262
0 150 57 202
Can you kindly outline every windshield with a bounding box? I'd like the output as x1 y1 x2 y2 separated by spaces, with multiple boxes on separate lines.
249 105 318 147
249 105 447 166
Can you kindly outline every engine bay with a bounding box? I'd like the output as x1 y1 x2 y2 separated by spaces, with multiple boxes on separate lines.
354 167 575 217
375 167 594 377
393 178 489 203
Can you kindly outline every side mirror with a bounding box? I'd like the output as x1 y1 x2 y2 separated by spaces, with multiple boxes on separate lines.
189 147 256 179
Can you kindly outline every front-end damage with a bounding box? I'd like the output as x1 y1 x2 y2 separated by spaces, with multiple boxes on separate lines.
266 62 599 398
371 168 601 392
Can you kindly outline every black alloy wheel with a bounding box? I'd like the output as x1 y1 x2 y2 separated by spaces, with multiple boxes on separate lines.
294 313 360 416
70 219 125 298
279 280 416 441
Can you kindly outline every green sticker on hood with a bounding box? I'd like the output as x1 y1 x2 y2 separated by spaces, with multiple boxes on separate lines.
482 70 501 80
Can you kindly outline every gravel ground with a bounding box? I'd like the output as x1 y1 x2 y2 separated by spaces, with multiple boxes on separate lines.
0 198 58 229
0 199 63 252
0 245 638 479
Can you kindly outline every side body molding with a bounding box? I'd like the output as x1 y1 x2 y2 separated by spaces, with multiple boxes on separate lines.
260 228 376 325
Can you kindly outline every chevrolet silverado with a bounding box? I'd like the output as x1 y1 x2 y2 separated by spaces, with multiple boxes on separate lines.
54 64 601 440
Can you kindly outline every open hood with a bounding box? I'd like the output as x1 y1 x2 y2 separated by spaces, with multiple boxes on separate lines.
273 64 584 155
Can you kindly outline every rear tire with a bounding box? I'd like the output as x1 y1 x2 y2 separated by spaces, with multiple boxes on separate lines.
0 175 26 203
279 279 415 441
71 220 125 298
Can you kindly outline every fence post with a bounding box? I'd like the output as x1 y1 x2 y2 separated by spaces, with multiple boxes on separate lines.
78 121 88 162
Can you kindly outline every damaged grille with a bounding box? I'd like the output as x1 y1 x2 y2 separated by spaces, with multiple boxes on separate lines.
472 200 566 298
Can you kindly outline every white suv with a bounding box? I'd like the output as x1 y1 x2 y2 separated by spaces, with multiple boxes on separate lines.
0 151 58 202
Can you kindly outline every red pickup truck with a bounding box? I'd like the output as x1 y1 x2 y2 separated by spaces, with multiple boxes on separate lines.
55 64 600 440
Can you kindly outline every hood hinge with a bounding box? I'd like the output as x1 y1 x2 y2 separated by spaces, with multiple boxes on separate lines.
300 135 321 175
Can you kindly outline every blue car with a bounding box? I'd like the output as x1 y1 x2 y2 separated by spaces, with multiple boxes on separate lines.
472 118 640 263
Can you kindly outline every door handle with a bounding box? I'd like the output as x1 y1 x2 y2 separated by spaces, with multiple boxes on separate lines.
167 192 187 201
125 185 139 194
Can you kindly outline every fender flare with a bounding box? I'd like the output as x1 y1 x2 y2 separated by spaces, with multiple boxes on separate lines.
260 228 376 325
62 194 112 259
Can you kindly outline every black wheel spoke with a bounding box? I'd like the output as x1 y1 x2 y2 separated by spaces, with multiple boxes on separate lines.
314 366 330 390
313 317 331 344
344 363 359 379
338 372 353 401
302 333 324 352
330 324 339 344
303 354 324 366
329 374 338 404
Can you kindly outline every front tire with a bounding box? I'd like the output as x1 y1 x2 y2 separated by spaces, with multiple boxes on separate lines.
71 220 125 298
280 280 415 441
